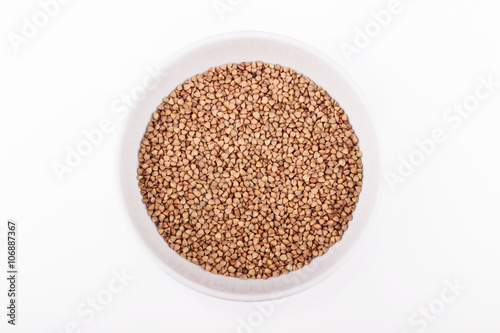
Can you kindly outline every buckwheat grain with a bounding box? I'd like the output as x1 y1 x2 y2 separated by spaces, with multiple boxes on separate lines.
137 62 363 279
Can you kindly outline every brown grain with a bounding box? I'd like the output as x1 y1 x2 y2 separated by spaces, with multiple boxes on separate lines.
137 61 363 279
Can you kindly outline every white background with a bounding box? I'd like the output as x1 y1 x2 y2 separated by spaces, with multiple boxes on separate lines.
1 0 500 332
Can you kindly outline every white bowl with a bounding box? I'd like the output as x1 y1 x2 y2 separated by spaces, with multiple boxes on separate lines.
119 32 382 301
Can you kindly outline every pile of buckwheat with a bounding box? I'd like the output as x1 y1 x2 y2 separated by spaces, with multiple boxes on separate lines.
137 61 363 279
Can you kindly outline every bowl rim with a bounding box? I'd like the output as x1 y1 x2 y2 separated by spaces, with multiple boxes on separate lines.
118 30 385 302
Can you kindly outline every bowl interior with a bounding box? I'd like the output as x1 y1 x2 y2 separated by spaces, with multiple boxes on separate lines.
119 32 382 301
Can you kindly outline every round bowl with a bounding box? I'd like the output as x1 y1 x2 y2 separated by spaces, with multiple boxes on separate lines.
119 31 382 301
